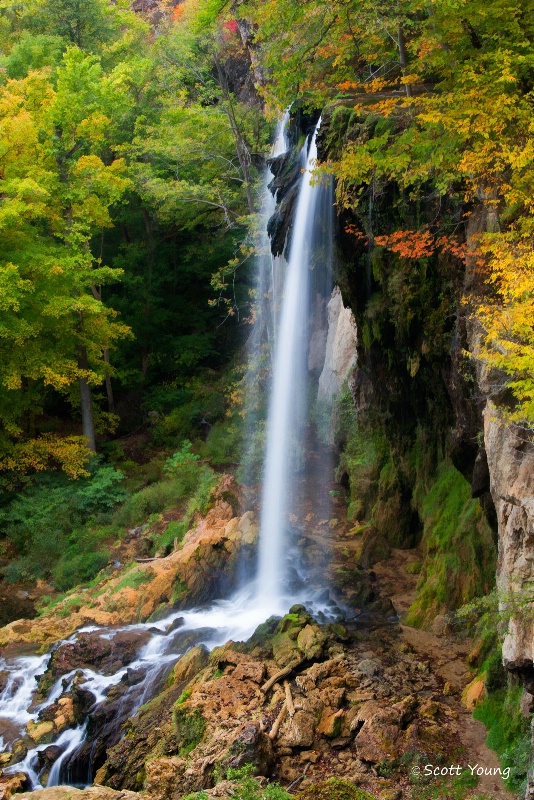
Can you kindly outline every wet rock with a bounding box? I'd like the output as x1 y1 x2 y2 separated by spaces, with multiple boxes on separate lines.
37 745 62 768
0 718 21 751
122 668 145 687
173 645 209 685
0 772 28 800
317 286 358 407
26 719 54 743
43 629 150 687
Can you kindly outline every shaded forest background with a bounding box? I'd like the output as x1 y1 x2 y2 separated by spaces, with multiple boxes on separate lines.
0 0 533 602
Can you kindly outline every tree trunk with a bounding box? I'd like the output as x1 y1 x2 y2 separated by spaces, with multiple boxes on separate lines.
79 346 96 452
103 348 115 414
213 53 256 215
398 25 412 98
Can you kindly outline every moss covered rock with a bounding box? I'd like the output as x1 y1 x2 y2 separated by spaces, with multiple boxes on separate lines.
297 777 377 800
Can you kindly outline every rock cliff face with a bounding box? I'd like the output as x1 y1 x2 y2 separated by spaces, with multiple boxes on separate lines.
317 287 357 406
482 404 534 678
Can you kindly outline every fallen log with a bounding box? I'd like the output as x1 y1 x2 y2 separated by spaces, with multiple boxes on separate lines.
268 701 287 740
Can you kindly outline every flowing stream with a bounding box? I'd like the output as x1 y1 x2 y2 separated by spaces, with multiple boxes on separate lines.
0 117 337 791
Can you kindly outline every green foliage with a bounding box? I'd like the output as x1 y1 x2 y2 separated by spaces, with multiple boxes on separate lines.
163 440 200 476
200 419 241 467
473 684 531 794
112 478 190 529
150 465 217 556
0 0 259 466
0 461 126 587
5 32 64 78
115 567 153 592
176 688 193 705
184 765 290 800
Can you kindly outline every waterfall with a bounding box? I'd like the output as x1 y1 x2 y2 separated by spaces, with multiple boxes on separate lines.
257 120 332 607
0 115 337 792
241 111 289 488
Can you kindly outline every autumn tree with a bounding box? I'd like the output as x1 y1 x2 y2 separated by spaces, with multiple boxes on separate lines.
0 50 131 466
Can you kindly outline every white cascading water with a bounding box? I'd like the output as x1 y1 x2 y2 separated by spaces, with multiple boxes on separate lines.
257 123 322 607
0 117 336 791
240 111 289 489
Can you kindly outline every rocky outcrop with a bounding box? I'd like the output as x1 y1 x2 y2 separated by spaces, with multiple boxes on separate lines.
317 287 357 405
0 477 258 650
483 402 534 677
92 604 498 799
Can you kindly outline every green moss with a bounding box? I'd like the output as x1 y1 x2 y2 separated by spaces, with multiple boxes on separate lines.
172 706 206 755
473 684 531 794
407 464 496 626
176 688 192 705
296 777 377 800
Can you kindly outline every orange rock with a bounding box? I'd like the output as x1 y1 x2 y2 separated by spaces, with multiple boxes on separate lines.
462 676 487 710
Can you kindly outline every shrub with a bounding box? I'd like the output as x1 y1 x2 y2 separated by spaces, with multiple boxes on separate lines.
163 440 201 481
0 461 127 587
151 466 217 556
112 478 188 528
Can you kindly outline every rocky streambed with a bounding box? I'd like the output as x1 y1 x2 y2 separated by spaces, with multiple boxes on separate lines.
0 479 513 800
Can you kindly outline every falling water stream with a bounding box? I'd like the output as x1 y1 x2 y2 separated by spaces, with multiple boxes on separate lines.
0 117 337 790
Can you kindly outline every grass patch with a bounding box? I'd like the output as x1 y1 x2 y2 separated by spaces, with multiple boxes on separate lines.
183 765 290 800
297 777 377 799
56 595 84 618
473 684 531 794
115 567 153 592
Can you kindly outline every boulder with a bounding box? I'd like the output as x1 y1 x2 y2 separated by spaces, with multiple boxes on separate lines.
354 707 402 763
173 645 209 685
224 720 274 773
278 710 316 748
461 676 487 711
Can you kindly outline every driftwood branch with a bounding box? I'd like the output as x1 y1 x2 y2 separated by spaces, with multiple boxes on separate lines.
268 701 287 740
284 680 295 717
261 661 300 693
134 557 162 563
286 762 310 792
